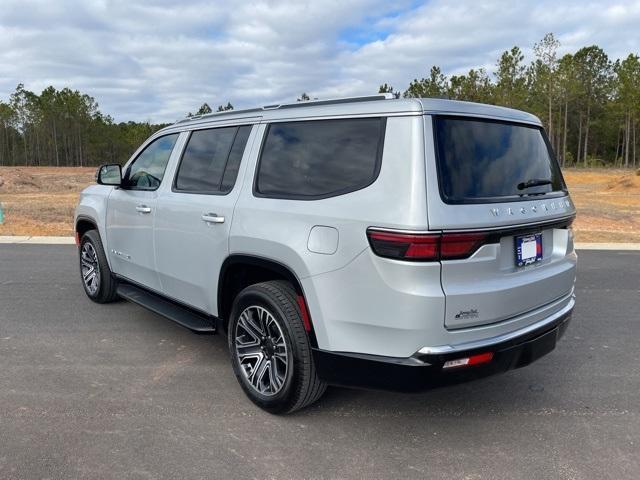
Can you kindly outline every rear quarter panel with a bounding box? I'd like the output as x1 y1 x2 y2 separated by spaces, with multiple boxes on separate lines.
230 116 432 351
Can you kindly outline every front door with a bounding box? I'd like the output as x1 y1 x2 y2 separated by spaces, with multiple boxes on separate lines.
106 133 180 291
154 124 255 314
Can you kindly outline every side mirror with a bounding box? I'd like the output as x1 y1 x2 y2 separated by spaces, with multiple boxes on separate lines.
96 164 122 186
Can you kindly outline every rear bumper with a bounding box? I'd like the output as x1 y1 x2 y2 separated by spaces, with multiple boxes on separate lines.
312 307 572 392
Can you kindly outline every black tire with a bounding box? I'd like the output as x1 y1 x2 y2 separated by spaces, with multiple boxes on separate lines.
228 280 327 414
79 230 118 304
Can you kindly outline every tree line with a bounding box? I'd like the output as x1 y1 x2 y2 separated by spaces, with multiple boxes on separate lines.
379 34 640 168
1 32 638 168
0 86 235 167
0 85 171 167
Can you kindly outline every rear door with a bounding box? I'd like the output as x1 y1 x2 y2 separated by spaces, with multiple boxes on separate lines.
424 115 577 329
153 123 256 314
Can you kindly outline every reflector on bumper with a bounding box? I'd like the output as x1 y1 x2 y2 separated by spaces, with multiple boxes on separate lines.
442 352 494 369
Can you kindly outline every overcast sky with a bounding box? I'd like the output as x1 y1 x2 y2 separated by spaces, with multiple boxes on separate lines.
1 0 639 123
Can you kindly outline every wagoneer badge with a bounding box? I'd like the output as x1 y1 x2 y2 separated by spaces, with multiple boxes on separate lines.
455 309 479 320
489 200 571 217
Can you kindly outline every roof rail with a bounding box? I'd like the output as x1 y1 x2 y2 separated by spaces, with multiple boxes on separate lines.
262 93 395 111
175 107 263 124
175 93 396 124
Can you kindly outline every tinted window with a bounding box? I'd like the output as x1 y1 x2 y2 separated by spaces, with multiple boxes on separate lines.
125 134 179 190
175 127 232 192
221 126 252 192
256 118 385 199
434 117 566 203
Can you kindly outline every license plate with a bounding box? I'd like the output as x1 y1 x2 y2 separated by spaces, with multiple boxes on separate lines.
515 233 543 267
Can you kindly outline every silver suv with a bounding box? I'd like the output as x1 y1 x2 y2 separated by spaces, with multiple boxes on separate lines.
75 94 577 413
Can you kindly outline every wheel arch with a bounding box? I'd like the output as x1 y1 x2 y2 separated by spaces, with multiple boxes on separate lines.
75 215 114 271
217 255 317 345
75 215 99 239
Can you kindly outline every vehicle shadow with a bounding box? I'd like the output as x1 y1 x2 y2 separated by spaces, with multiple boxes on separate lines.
96 293 573 421
200 326 562 419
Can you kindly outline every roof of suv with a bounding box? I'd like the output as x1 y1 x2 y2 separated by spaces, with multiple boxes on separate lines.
160 95 541 134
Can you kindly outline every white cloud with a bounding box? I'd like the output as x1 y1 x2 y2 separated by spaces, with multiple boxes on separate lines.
1 0 639 122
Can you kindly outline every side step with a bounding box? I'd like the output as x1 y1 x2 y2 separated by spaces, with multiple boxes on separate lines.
116 283 216 333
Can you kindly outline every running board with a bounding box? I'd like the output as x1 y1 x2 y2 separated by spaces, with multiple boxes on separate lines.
116 283 216 333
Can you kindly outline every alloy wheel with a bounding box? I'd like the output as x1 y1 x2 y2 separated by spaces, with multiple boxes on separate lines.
234 305 288 396
81 242 100 295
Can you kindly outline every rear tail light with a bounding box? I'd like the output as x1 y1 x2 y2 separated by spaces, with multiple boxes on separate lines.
367 229 488 261
442 352 494 369
440 233 487 260
366 231 440 261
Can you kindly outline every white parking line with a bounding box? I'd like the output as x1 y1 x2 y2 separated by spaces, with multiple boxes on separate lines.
574 242 640 251
0 236 75 245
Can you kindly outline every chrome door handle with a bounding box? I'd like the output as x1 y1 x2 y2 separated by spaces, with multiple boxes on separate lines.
201 213 225 224
135 205 152 214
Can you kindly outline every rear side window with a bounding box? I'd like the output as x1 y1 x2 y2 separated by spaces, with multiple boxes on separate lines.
174 125 252 194
433 116 566 204
221 126 252 192
255 118 386 199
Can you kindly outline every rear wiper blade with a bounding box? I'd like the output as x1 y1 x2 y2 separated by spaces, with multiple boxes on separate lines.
517 178 552 190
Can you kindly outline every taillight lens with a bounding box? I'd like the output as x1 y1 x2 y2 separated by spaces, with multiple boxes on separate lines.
440 233 487 260
367 229 488 261
367 231 440 261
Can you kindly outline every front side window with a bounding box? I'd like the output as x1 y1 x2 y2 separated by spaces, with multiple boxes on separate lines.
433 116 566 204
255 118 385 199
174 125 252 194
124 133 179 190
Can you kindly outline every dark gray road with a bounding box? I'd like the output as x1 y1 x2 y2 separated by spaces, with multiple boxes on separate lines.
0 246 638 480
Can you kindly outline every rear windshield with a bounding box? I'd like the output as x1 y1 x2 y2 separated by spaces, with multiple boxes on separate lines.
433 116 566 204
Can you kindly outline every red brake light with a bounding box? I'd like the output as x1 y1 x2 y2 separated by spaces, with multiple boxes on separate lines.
367 230 488 261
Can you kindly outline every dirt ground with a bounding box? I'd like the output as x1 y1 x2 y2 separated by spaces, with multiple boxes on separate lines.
562 169 640 242
0 167 96 237
0 166 639 242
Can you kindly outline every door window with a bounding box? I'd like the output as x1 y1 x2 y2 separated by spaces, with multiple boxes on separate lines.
124 133 179 190
174 125 252 194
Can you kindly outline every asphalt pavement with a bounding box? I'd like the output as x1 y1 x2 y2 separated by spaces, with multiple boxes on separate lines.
0 245 638 479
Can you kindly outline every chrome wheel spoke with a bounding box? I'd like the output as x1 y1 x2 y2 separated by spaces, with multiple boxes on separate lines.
250 356 269 392
239 310 264 340
83 266 95 280
269 357 284 392
265 317 280 339
273 342 287 361
256 307 269 335
236 342 262 361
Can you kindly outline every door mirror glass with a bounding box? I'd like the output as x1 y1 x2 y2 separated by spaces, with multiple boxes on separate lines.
97 164 122 186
